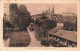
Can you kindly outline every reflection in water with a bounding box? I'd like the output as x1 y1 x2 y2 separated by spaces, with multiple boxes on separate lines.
4 29 53 47
27 29 44 47
3 30 44 47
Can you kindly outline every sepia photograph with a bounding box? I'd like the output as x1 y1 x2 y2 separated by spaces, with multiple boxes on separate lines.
3 3 77 47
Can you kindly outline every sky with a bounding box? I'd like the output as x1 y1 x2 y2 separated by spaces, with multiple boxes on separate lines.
4 3 77 15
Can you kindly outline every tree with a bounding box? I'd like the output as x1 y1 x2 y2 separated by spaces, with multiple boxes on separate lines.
18 5 31 30
9 3 19 28
9 3 31 30
40 20 57 30
40 19 57 37
35 19 57 37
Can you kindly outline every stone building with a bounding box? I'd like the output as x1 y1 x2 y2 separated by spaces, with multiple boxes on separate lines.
42 6 54 18
62 12 77 23
63 22 77 31
47 30 77 47
47 12 77 23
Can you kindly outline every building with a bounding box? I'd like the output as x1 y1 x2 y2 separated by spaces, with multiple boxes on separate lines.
48 12 77 23
32 6 55 22
49 14 63 23
47 26 63 38
42 6 54 18
47 30 77 47
63 22 77 31
42 6 63 23
62 12 77 23
32 14 43 21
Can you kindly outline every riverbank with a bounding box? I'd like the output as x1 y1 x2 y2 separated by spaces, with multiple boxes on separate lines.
3 30 31 47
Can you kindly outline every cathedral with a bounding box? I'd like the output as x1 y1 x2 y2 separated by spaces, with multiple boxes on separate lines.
42 6 54 17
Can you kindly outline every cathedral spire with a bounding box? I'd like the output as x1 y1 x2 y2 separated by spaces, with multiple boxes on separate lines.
49 5 50 11
52 5 54 14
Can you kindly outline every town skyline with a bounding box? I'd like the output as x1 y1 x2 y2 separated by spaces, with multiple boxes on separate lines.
4 3 77 15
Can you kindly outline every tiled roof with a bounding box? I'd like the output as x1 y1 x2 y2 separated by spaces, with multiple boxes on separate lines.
47 26 63 34
54 30 77 42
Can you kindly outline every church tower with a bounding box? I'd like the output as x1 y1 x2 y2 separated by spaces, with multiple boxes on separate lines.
49 6 50 11
48 5 54 16
52 5 54 14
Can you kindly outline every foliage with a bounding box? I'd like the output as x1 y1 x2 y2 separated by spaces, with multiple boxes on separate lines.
40 19 57 37
35 19 57 37
40 19 57 30
3 17 13 28
9 3 31 30
9 3 19 28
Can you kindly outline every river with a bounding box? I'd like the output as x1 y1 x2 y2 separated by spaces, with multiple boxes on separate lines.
27 29 45 47
4 23 63 47
3 30 45 47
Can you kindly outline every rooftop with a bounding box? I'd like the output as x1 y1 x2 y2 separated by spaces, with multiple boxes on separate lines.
47 26 63 34
62 12 77 17
54 30 77 42
32 14 43 17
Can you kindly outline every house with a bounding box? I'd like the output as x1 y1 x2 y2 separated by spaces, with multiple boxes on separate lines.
47 26 63 38
63 22 77 31
48 30 77 47
62 12 77 23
